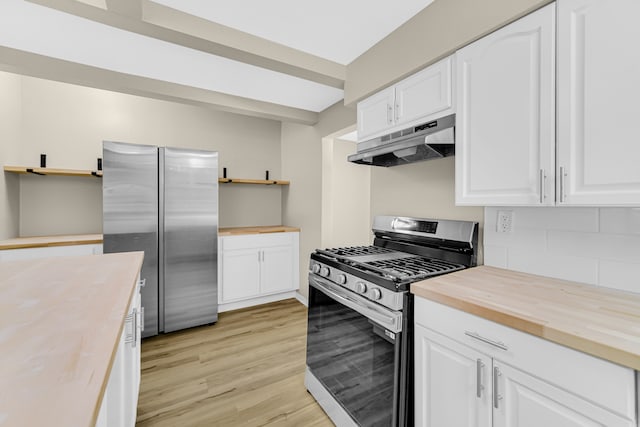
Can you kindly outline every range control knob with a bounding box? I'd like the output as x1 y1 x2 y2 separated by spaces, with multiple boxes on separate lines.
337 274 347 285
311 264 321 274
355 282 367 294
319 266 330 277
371 288 383 300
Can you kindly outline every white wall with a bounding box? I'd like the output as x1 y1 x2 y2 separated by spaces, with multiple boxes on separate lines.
3 72 284 237
0 72 20 239
321 137 371 248
484 207 640 293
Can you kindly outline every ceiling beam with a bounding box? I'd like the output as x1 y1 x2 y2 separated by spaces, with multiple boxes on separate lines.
27 0 345 90
105 0 142 19
0 46 319 125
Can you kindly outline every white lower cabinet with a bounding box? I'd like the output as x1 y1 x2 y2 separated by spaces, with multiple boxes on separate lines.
219 232 299 307
415 297 636 427
96 278 142 427
494 361 632 427
415 325 491 427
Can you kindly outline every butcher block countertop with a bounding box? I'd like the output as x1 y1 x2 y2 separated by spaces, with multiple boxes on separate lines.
411 265 640 371
0 252 144 427
0 234 103 250
218 225 300 236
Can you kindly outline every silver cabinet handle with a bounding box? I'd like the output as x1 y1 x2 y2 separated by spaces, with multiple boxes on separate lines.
387 104 393 124
539 169 545 203
395 102 400 122
476 359 484 398
464 331 508 351
125 308 137 347
140 306 145 332
493 366 502 409
138 278 146 288
560 166 566 203
132 308 137 348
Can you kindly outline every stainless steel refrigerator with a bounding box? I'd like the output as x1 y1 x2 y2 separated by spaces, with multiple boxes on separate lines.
102 141 218 337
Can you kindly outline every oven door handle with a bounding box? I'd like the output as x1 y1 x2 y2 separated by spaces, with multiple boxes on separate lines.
309 274 402 333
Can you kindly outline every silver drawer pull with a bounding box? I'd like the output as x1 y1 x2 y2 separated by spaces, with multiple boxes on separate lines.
464 331 508 351
139 278 146 288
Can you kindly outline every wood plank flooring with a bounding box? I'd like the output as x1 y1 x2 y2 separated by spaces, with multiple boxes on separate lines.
136 299 334 427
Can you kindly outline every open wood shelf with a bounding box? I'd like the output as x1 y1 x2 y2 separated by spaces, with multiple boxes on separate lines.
218 178 289 185
4 165 102 177
4 166 289 185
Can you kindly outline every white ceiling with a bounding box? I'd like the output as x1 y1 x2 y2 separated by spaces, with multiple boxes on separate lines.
0 0 435 119
0 0 343 112
152 0 435 65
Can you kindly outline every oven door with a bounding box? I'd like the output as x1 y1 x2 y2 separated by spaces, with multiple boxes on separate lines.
307 274 403 427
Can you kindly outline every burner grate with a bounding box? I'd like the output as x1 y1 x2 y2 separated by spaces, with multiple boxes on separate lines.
365 257 464 281
317 246 394 257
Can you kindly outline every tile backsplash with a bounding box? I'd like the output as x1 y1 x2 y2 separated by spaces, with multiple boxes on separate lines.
484 207 640 293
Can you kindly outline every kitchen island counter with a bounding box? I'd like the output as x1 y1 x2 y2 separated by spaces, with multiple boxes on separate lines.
411 265 640 370
0 252 144 427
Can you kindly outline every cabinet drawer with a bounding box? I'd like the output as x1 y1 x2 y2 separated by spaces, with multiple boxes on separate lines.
221 232 294 251
415 297 636 420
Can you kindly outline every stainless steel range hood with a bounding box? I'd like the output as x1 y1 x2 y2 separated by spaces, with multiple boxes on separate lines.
348 114 455 167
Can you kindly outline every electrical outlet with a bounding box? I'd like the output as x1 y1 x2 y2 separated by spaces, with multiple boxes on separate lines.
497 210 514 233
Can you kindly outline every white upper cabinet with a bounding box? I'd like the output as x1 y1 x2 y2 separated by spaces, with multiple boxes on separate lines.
357 56 454 142
357 88 396 141
557 0 640 205
455 4 556 206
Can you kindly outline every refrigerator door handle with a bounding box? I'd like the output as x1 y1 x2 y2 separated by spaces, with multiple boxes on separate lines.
158 148 165 333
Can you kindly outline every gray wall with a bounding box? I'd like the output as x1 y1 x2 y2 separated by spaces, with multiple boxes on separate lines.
369 157 484 263
2 72 284 237
281 102 357 299
345 0 552 104
0 72 20 239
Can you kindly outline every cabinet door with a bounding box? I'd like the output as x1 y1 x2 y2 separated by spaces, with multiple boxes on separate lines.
455 4 555 206
557 0 640 205
396 56 453 127
415 325 492 427
221 248 260 302
493 361 634 427
260 245 294 294
357 87 395 141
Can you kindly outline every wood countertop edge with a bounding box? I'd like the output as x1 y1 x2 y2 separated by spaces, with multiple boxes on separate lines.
411 272 640 371
218 226 300 236
90 252 144 427
0 234 104 250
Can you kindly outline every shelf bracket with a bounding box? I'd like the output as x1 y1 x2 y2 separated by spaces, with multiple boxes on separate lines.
26 168 45 176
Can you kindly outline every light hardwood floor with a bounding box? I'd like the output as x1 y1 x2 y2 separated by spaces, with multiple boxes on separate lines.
136 299 333 427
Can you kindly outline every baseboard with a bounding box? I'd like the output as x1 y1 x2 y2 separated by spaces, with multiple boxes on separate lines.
218 291 296 313
295 291 308 307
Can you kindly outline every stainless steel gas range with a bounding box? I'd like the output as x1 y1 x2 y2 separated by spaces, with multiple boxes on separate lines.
305 216 478 427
